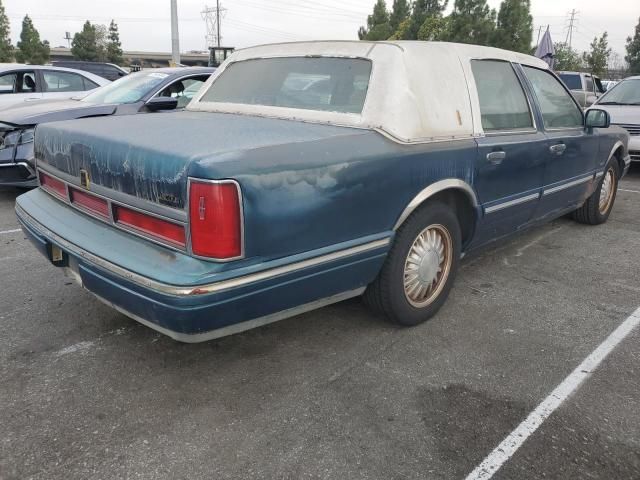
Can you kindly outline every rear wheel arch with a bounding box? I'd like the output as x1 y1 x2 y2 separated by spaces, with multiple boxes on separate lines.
393 181 478 249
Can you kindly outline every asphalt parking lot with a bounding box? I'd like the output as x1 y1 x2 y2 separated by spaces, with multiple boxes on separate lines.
1 167 640 480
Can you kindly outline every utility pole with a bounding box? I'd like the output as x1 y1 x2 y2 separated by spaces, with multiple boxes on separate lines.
202 3 226 49
216 0 221 47
170 0 180 66
565 9 578 49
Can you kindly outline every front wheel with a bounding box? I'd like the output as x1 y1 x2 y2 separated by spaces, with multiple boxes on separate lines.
364 202 461 326
572 161 619 225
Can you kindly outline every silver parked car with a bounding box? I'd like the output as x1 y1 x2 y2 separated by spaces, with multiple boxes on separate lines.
0 64 109 110
558 71 606 108
592 76 640 162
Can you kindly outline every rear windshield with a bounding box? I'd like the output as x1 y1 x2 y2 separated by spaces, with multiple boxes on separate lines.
199 57 372 114
558 73 582 90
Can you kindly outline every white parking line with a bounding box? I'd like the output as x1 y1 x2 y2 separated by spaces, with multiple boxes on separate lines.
620 188 640 194
465 307 640 480
0 228 21 235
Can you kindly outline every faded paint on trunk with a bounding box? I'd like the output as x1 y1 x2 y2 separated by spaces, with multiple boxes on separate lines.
34 111 362 209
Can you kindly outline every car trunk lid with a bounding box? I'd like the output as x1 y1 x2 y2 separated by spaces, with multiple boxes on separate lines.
35 110 360 210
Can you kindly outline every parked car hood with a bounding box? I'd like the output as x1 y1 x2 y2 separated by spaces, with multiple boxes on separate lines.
0 99 118 127
35 110 370 209
594 105 640 125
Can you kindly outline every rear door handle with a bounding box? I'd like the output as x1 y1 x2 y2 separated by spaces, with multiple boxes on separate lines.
486 151 506 165
549 144 567 155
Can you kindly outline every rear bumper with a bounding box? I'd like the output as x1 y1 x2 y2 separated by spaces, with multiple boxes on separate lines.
0 161 37 188
16 190 389 342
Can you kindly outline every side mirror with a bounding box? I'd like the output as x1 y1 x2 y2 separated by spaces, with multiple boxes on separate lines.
585 109 610 130
145 96 179 112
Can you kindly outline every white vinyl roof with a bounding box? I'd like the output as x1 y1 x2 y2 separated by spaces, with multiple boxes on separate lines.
188 41 550 144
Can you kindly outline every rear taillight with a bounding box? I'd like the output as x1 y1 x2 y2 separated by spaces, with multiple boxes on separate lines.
40 172 66 199
114 205 186 247
69 187 109 218
189 180 242 259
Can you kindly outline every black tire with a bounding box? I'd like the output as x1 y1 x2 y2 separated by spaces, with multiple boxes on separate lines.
572 160 619 225
364 201 461 326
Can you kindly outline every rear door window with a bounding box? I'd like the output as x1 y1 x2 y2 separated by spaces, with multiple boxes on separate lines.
471 60 533 132
43 71 86 92
522 67 583 129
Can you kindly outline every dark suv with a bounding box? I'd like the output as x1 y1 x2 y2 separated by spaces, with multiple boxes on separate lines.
51 61 128 81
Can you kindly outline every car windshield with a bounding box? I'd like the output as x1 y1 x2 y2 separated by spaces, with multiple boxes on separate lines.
597 79 640 105
199 57 372 114
558 73 582 90
81 71 169 104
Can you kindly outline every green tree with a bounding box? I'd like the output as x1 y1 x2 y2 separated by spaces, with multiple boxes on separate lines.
15 15 49 64
71 21 99 61
389 0 410 33
0 0 13 62
106 19 123 65
417 14 449 41
553 42 582 71
405 0 448 40
388 17 412 40
626 17 640 74
442 0 496 46
583 32 611 77
359 0 392 41
492 0 533 53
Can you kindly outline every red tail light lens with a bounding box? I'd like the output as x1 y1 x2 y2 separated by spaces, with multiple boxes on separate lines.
114 205 186 247
69 188 109 218
40 172 66 199
189 180 242 259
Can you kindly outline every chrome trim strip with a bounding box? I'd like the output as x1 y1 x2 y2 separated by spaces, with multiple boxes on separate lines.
484 192 539 214
543 175 593 196
37 163 187 222
393 179 478 230
595 171 604 179
16 203 389 297
185 177 245 262
92 288 366 343
37 168 188 255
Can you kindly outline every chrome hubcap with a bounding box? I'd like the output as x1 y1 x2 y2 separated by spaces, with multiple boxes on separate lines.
403 225 453 308
599 168 615 214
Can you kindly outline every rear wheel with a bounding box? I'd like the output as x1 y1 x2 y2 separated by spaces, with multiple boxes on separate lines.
572 161 619 225
364 202 461 326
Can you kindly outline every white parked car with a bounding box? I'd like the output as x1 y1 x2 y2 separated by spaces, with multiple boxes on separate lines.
593 76 640 162
0 64 109 110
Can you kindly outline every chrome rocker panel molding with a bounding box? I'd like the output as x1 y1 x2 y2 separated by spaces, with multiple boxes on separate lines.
92 288 366 343
16 202 390 297
393 179 478 230
485 192 539 214
542 174 593 197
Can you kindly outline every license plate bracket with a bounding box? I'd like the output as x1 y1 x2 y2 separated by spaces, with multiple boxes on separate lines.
47 243 68 267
